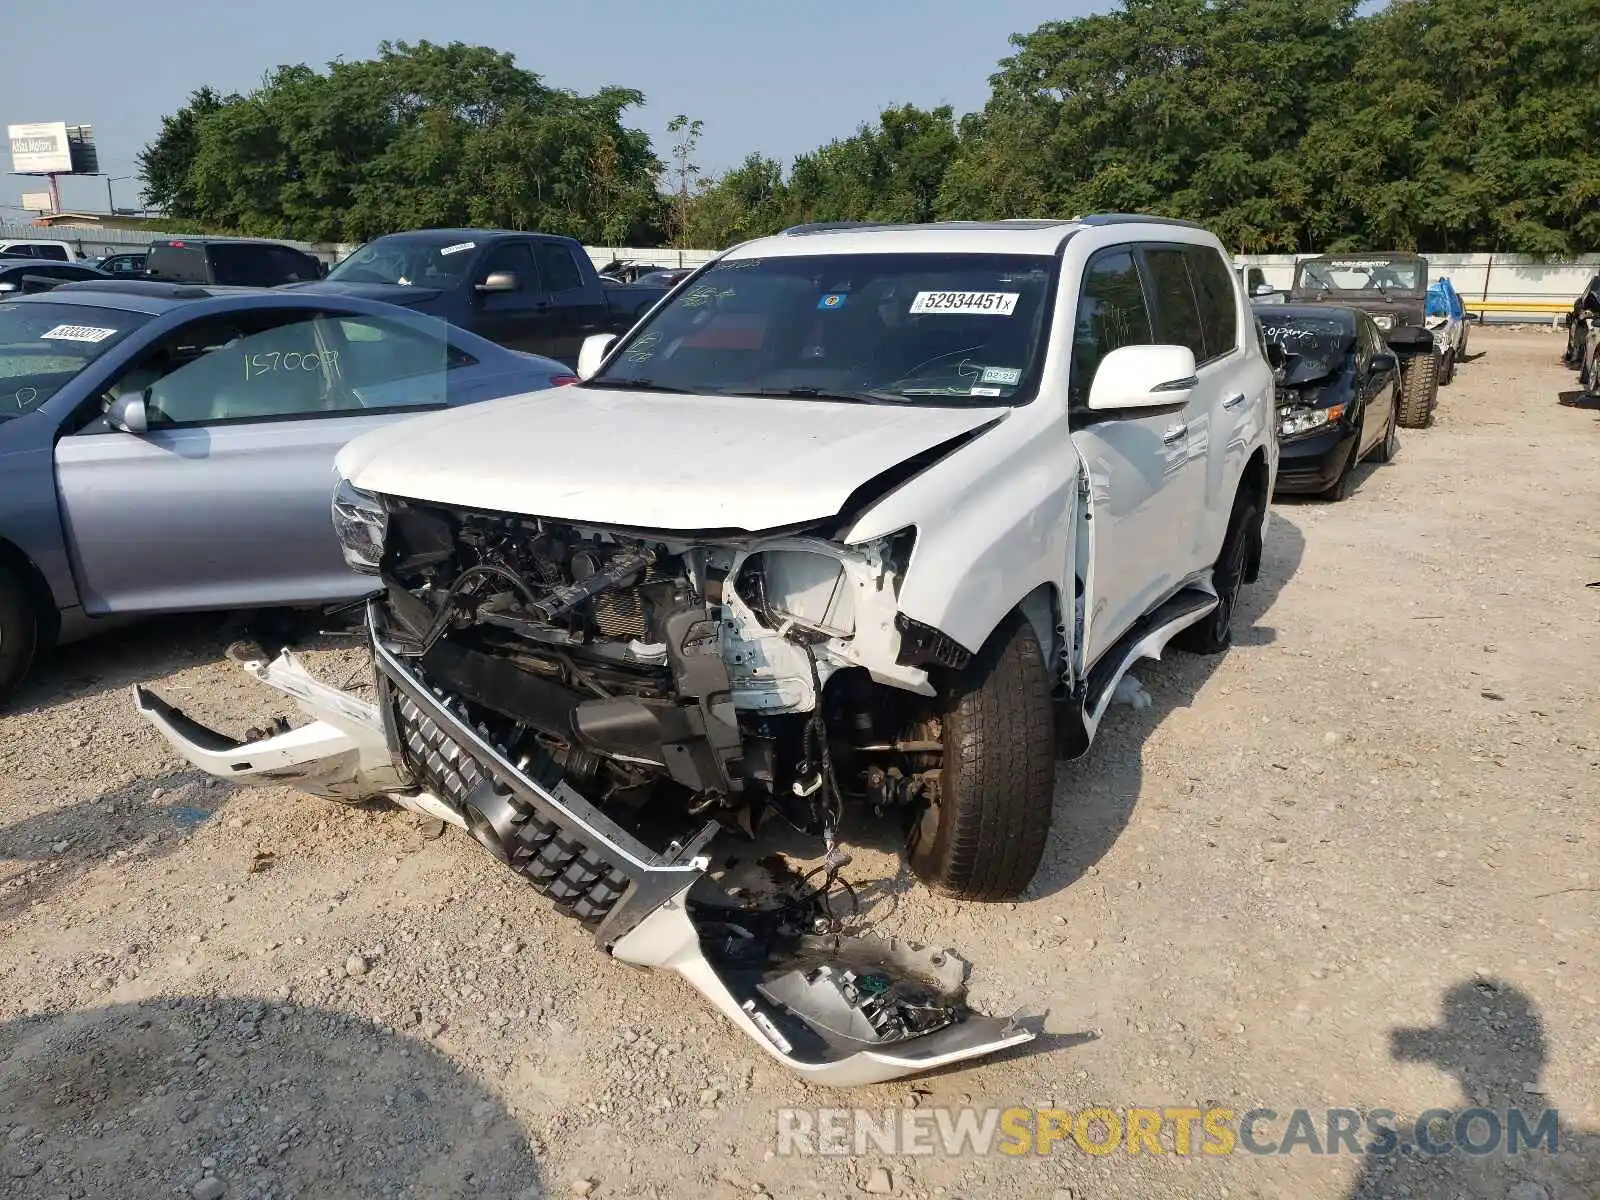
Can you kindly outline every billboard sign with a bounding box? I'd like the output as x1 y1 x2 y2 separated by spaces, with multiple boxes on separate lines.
20 192 52 213
9 122 73 173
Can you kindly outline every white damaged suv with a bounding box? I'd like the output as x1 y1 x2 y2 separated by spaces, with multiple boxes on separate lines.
138 216 1276 1083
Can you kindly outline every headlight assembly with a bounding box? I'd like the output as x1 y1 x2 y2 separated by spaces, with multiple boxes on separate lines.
1372 314 1395 330
1278 402 1345 439
331 478 387 574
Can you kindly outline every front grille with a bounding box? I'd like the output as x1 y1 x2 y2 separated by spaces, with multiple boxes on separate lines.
383 670 635 927
393 691 486 808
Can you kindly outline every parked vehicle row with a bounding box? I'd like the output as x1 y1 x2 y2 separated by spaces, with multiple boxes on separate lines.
0 215 1480 1086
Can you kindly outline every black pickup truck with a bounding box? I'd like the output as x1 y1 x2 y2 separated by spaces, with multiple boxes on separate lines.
285 229 673 367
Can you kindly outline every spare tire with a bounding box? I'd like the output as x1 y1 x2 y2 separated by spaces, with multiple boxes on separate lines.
1397 349 1439 429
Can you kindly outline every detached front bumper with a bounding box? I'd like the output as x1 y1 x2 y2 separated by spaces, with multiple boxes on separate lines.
134 641 1041 1085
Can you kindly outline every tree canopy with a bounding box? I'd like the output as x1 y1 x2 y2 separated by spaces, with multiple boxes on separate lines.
139 41 662 244
142 3 1600 254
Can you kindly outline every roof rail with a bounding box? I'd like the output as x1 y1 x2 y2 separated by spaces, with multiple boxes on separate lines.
1074 212 1206 230
781 221 889 236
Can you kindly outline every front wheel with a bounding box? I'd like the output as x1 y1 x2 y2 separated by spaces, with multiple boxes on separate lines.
1368 394 1399 464
907 615 1056 901
0 565 39 704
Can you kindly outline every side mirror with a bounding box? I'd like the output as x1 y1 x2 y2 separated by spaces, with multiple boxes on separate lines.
107 390 149 434
576 333 617 381
1371 351 1398 373
1086 344 1198 411
1253 282 1278 297
475 271 518 294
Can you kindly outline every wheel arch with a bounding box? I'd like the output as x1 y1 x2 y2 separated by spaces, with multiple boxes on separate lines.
0 537 59 650
1238 447 1270 584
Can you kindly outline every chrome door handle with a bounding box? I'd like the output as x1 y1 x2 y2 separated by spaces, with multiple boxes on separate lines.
1162 424 1187 445
1223 392 1247 410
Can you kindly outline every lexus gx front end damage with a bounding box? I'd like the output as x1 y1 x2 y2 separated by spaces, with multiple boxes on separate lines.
137 489 1041 1084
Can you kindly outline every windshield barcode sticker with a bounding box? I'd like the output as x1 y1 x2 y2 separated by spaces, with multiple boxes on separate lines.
910 291 1019 316
439 242 476 256
40 324 118 343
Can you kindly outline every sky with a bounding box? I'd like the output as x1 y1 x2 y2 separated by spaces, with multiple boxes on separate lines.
0 0 1101 218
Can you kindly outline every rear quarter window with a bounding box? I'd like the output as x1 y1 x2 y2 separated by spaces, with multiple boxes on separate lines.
148 247 209 283
1184 247 1240 362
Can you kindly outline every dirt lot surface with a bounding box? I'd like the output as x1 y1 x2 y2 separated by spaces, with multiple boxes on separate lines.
2 327 1597 1199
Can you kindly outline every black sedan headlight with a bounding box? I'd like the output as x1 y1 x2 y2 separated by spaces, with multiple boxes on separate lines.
331 478 387 574
1276 388 1347 440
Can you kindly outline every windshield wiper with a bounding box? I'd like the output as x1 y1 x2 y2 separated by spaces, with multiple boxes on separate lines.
722 386 906 405
582 377 696 394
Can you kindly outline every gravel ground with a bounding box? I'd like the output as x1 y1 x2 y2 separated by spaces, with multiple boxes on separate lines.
1 328 1597 1199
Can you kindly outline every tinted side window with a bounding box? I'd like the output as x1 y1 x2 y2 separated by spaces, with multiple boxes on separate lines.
1184 246 1239 362
534 242 585 293
478 243 539 293
208 244 279 286
268 247 319 282
1070 248 1155 406
334 314 472 393
3 245 38 259
36 245 69 262
148 247 209 282
1143 248 1205 361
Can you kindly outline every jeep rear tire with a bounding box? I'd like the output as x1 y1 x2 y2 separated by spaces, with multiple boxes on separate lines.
1397 349 1439 429
0 564 38 704
908 615 1056 902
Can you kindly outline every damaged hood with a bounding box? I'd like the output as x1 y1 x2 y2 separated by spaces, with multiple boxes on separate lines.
336 387 1008 531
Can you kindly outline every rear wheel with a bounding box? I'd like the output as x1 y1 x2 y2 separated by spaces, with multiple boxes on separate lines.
1440 348 1455 385
1396 350 1438 429
1175 489 1260 655
0 565 39 704
908 615 1056 902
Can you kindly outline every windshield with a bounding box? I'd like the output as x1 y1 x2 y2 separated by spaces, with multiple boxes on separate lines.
592 252 1057 404
326 238 480 288
1259 314 1351 383
0 302 149 421
1296 259 1423 292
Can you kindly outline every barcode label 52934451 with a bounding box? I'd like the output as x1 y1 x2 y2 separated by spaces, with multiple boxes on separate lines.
909 291 1020 316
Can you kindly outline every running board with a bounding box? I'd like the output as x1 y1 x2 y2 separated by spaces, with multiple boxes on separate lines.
1060 589 1217 757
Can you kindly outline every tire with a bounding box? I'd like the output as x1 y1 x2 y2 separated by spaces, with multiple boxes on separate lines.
1175 489 1260 656
0 564 39 704
907 615 1056 902
1368 393 1399 464
1459 323 1470 362
1439 348 1454 386
1396 350 1438 429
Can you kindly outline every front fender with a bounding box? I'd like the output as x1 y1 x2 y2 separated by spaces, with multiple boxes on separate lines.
844 411 1076 659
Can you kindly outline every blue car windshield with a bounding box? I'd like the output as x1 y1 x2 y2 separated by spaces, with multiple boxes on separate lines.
0 302 149 421
591 253 1058 405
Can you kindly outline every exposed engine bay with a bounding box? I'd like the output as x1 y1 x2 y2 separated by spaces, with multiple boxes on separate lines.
377 499 958 870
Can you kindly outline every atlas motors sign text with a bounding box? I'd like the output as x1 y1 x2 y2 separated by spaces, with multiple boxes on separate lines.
8 122 72 173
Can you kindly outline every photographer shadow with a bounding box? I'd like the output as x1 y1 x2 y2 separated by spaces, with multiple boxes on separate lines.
1347 979 1598 1199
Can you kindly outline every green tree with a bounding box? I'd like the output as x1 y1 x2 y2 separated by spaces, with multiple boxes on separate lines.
137 86 231 217
140 41 664 243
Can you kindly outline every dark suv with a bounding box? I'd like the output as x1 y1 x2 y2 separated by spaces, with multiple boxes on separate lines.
145 238 326 287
